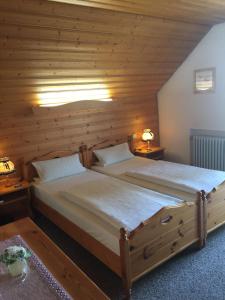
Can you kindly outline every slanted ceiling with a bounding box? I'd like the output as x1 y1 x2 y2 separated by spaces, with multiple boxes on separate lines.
0 0 222 169
50 0 225 25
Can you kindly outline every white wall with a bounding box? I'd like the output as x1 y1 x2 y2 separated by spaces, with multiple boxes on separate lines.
158 23 225 164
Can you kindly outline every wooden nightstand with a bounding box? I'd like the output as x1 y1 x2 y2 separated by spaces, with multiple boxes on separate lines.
0 180 31 225
134 146 164 160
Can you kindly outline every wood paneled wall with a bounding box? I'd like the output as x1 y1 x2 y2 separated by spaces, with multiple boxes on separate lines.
0 0 211 172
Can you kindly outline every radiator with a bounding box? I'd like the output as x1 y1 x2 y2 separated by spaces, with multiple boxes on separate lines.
191 135 225 171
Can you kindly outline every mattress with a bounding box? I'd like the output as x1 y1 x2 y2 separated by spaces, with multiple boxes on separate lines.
92 157 196 202
32 170 120 254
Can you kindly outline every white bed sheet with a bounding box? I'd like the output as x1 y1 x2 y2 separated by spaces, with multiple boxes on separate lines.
93 157 225 194
59 174 182 232
92 157 196 202
32 168 183 255
32 170 120 254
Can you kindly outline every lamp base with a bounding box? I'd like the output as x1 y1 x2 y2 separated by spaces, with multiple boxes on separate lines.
147 140 152 151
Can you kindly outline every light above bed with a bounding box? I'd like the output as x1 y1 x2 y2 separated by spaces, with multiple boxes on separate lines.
38 87 112 107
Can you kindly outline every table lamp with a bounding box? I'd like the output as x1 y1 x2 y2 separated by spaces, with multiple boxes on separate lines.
0 157 16 186
142 129 154 150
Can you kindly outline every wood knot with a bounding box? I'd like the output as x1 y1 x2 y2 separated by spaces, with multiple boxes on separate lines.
178 229 184 237
143 246 153 260
179 219 184 225
129 245 135 252
170 241 178 253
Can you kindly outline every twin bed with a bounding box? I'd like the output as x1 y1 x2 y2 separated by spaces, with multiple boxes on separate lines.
91 152 225 235
25 144 225 299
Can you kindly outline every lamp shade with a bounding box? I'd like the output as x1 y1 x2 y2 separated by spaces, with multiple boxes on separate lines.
0 157 15 176
142 129 154 142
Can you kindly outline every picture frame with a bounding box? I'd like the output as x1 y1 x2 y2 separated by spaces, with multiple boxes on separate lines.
194 68 216 93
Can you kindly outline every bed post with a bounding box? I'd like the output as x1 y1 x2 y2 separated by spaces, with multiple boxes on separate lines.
201 190 208 245
120 228 132 300
198 190 207 248
127 135 135 153
79 145 89 168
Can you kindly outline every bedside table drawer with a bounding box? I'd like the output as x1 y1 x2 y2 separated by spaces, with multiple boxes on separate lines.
0 196 27 206
0 198 28 222
0 198 27 210
0 189 27 202
0 181 31 225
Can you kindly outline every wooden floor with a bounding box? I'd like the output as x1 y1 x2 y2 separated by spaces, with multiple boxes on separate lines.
0 217 109 300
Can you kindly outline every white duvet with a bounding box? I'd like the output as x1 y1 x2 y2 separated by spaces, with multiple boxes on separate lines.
59 176 181 232
125 160 225 194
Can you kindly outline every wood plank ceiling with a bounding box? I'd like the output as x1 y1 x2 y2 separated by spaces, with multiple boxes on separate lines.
0 0 223 171
51 0 225 25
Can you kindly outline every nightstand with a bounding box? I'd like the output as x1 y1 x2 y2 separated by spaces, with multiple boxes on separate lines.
0 180 31 225
134 146 164 160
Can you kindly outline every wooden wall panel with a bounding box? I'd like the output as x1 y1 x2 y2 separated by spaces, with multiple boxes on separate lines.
0 0 211 173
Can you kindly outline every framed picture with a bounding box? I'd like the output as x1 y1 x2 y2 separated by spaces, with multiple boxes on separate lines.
194 68 215 93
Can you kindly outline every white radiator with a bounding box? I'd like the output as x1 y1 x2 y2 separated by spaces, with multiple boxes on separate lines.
191 135 225 171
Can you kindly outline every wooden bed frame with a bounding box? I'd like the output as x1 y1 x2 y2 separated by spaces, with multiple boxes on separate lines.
85 138 225 236
24 146 206 299
129 135 225 235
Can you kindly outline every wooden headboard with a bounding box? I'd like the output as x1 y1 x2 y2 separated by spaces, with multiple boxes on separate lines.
23 145 88 182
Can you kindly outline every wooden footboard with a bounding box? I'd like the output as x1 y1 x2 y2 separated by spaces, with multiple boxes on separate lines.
33 196 201 300
207 183 225 233
120 202 200 298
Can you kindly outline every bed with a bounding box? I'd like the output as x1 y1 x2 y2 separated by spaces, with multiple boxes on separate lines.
86 142 225 236
24 147 205 299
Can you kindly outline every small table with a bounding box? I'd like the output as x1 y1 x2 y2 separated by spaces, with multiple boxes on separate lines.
134 146 164 160
0 218 109 300
0 180 31 225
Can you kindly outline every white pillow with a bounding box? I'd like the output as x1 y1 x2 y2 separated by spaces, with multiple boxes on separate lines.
32 153 86 182
94 143 134 166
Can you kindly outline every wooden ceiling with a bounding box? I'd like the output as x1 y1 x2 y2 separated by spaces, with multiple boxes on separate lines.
50 0 225 25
